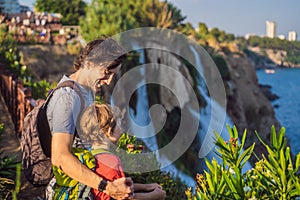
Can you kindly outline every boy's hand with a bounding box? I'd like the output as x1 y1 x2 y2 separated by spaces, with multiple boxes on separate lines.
149 187 166 200
147 183 162 191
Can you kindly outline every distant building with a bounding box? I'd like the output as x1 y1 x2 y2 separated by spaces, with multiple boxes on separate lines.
266 20 276 38
288 31 297 41
0 0 20 14
278 34 285 40
245 33 257 40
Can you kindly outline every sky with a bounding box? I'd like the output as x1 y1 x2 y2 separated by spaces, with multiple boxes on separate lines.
20 0 300 39
167 0 300 39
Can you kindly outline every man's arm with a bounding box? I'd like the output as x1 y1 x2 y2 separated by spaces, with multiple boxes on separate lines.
51 132 132 199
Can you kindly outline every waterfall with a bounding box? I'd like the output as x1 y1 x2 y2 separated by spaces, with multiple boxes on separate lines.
112 33 251 188
189 45 252 172
124 41 196 187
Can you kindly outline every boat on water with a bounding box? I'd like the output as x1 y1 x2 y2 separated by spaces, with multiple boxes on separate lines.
265 69 275 74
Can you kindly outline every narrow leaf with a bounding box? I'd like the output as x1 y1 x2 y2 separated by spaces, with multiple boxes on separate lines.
240 129 247 150
237 143 254 167
271 125 278 149
255 130 267 147
277 127 286 149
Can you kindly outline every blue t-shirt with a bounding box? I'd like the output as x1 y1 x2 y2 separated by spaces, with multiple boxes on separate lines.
47 75 94 135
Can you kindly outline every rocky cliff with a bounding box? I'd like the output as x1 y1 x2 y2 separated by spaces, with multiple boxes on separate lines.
222 52 280 161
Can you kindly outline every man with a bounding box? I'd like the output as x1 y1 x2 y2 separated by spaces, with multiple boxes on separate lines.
47 38 133 199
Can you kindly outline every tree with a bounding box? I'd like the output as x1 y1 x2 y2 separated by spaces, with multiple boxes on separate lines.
177 22 196 37
209 28 221 40
139 0 185 29
198 22 208 36
35 0 86 25
79 0 186 41
224 33 235 42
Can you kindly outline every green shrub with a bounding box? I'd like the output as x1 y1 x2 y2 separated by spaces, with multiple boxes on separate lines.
186 125 300 200
0 123 21 199
25 79 57 99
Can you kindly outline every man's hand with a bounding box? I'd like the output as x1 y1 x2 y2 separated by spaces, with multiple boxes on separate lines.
104 177 133 199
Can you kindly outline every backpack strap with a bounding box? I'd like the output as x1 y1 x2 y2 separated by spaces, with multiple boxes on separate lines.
38 80 85 158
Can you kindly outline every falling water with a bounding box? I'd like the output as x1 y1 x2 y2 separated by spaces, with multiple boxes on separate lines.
117 40 252 188
189 45 252 172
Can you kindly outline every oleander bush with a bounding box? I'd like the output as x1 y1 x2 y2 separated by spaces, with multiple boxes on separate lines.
0 123 21 200
186 125 300 200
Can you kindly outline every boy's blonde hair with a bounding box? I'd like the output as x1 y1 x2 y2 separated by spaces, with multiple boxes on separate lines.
95 103 116 137
95 103 119 137
79 103 120 150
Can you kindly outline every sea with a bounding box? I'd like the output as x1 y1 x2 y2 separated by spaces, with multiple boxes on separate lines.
256 68 300 155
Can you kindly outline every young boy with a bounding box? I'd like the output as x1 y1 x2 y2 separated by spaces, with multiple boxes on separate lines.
91 103 166 200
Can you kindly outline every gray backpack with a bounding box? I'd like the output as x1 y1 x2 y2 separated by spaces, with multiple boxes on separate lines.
21 80 83 186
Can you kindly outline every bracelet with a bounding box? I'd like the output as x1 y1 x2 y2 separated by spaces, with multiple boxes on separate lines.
98 179 108 192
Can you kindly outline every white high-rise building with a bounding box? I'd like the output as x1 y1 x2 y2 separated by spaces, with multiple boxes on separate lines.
288 31 297 41
266 21 276 38
0 0 20 14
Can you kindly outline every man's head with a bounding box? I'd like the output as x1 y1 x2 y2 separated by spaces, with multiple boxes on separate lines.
73 38 126 92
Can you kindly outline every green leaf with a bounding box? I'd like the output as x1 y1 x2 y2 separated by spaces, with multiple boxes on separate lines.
205 158 215 173
205 171 215 193
222 171 239 199
240 129 247 150
296 153 300 171
285 147 292 170
213 160 218 185
226 124 234 139
277 127 286 149
258 171 277 188
216 177 226 194
237 143 255 167
280 148 287 170
266 145 277 160
271 125 278 149
233 167 244 196
287 177 293 193
267 155 281 172
213 131 231 153
255 130 268 147
232 125 239 139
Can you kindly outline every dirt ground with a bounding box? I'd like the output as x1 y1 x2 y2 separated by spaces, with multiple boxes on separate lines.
0 93 45 200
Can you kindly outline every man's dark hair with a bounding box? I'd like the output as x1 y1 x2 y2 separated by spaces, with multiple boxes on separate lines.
73 38 126 71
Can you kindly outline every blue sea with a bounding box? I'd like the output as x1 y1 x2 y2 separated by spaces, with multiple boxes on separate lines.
256 68 300 155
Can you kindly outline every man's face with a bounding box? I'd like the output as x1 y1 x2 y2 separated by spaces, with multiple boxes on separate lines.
88 64 121 92
97 65 120 87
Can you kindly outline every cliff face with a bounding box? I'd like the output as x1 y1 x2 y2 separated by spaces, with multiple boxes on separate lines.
247 46 300 68
222 52 280 160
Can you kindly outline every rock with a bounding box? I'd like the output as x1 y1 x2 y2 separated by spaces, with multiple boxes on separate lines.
223 52 281 163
